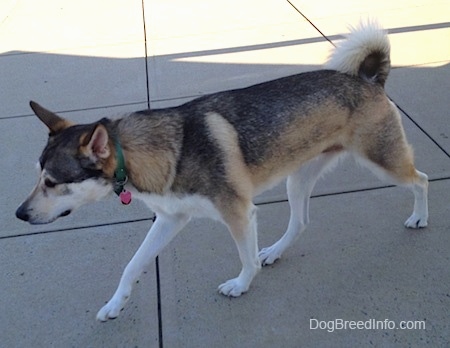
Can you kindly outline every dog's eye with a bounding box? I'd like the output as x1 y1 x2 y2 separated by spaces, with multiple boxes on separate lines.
44 178 57 188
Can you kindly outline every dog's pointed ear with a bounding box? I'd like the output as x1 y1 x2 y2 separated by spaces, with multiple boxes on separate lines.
80 123 111 160
30 101 73 134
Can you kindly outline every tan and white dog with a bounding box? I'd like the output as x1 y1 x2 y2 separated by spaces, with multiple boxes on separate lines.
16 22 428 321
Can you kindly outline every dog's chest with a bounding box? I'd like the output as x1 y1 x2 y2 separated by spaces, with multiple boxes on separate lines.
130 189 222 220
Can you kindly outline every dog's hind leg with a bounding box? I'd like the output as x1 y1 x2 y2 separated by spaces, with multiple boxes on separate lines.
356 154 428 228
259 152 341 265
403 170 428 228
218 202 261 297
96 213 190 321
354 104 428 228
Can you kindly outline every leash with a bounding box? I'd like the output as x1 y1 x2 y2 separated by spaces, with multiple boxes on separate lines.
113 139 132 205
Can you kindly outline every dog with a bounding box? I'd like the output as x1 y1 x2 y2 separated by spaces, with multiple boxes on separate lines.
16 21 428 321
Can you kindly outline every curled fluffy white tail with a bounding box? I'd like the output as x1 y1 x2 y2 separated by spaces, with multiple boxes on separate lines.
326 21 391 86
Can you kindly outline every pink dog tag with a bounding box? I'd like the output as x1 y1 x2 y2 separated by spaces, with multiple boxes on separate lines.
119 190 132 205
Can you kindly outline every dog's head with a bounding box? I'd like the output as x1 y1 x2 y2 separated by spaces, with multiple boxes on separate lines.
16 101 115 224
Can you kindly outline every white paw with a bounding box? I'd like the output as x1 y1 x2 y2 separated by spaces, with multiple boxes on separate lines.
96 297 127 322
218 278 248 297
404 213 428 229
258 245 282 266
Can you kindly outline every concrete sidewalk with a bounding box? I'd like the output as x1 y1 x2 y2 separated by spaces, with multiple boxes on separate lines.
1 0 449 346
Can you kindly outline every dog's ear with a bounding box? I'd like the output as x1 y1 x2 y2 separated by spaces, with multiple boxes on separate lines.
30 101 73 134
80 123 111 160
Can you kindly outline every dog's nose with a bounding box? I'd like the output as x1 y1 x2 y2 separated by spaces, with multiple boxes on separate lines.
16 206 30 222
59 210 71 217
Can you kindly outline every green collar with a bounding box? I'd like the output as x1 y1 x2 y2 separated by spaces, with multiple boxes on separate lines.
113 139 128 196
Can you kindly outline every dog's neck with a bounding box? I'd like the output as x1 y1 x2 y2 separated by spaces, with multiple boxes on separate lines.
113 139 128 196
112 114 182 195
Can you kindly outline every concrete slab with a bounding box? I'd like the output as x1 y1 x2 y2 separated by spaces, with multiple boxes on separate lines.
387 62 450 155
158 180 450 347
288 0 448 29
387 28 450 68
289 0 450 67
0 221 159 346
0 45 148 118
144 0 331 102
3 0 449 346
145 0 315 45
0 0 144 54
289 0 449 29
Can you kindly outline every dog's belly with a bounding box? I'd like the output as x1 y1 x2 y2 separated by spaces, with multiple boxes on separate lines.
132 189 223 220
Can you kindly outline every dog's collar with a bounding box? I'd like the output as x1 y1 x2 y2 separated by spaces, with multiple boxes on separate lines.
113 139 128 196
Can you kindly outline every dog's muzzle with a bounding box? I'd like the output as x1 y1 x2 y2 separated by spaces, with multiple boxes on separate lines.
15 204 72 224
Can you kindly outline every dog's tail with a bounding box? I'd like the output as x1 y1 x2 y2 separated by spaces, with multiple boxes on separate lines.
326 20 390 87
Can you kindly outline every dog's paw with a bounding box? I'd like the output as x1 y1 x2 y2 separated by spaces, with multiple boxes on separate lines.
258 245 281 266
404 213 428 229
96 299 125 322
218 278 248 297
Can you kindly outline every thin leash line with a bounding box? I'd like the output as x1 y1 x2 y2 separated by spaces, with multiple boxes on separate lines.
286 0 336 47
394 101 450 159
142 0 151 110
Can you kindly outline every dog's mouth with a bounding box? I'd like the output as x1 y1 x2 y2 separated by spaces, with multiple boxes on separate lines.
16 204 73 224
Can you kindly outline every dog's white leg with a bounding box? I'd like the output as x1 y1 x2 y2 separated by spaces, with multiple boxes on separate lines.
218 205 261 297
404 170 428 228
96 213 190 321
355 153 429 229
259 153 340 265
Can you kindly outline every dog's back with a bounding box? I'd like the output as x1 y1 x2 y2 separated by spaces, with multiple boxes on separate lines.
166 22 392 194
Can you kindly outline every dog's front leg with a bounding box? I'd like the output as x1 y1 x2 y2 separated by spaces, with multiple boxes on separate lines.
218 205 261 297
96 213 190 321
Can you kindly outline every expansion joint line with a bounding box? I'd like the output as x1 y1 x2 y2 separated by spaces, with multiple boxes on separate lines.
141 2 163 348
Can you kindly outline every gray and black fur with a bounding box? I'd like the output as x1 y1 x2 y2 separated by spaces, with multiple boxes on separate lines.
16 22 428 321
